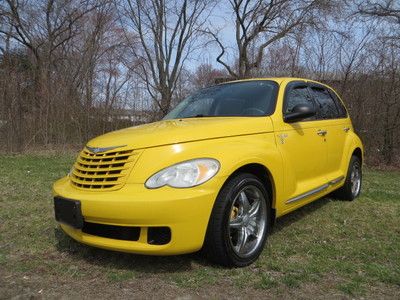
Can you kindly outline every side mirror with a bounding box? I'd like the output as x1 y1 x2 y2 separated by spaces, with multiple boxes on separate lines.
284 103 316 123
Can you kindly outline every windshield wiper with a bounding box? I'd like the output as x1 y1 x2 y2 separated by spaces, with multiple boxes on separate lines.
184 114 208 118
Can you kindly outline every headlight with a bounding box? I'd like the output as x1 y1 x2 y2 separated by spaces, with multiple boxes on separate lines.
145 158 220 189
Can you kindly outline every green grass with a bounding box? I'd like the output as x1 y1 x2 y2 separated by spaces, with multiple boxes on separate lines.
1 154 399 298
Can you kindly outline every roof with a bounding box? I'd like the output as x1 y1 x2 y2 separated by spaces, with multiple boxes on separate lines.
218 77 336 90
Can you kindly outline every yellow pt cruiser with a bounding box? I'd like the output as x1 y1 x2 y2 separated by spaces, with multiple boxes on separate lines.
53 77 363 267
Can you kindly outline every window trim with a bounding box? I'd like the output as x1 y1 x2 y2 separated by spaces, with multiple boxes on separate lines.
326 88 348 119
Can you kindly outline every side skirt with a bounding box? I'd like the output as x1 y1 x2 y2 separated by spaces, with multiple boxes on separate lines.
285 176 344 204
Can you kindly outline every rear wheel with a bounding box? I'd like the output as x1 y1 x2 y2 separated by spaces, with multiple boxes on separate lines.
334 155 362 201
203 173 270 267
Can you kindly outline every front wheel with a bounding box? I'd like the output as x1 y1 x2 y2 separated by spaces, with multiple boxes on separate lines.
334 155 362 201
203 173 270 267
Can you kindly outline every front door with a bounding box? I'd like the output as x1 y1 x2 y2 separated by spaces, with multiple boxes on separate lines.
275 82 328 209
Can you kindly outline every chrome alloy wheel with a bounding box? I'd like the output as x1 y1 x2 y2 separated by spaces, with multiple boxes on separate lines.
350 163 361 197
228 185 267 258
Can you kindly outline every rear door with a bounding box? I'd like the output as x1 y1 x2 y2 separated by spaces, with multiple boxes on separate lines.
309 84 349 183
275 81 328 207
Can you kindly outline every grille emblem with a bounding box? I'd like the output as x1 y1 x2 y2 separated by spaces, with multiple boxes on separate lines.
86 145 126 153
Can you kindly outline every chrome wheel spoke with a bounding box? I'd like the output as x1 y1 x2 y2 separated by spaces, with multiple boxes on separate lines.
235 227 249 253
229 217 243 229
247 223 257 235
248 198 261 218
249 218 257 228
239 191 251 213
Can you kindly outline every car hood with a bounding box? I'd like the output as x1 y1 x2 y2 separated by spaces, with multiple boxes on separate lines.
87 117 274 149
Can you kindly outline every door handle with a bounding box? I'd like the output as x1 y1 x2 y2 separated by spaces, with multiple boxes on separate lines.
317 129 327 136
344 127 350 132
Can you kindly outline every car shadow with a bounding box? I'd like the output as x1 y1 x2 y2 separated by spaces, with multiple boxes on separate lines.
54 195 337 272
54 227 213 273
271 195 335 234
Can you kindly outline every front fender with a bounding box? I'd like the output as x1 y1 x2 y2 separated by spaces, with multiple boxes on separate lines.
127 133 283 209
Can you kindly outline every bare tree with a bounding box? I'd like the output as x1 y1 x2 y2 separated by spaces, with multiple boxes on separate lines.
209 0 332 79
191 63 226 89
356 0 400 24
369 38 400 164
0 0 107 145
0 0 135 150
122 0 214 115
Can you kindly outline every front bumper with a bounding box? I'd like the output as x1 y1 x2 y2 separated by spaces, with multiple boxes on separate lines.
53 176 226 255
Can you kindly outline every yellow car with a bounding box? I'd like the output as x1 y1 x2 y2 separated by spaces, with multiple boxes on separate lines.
53 77 363 267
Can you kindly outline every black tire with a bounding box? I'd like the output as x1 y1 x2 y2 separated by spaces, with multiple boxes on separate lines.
203 173 271 267
334 155 362 201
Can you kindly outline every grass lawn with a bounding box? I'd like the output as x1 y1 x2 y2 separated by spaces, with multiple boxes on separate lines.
0 153 399 299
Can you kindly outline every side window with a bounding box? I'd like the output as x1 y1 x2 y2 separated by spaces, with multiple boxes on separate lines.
328 89 347 118
284 85 314 114
311 87 339 119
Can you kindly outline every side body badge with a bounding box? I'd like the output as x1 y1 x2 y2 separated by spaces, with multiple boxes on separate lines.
278 134 288 144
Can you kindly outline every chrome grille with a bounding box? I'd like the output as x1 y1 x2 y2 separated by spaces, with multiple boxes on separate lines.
70 148 137 190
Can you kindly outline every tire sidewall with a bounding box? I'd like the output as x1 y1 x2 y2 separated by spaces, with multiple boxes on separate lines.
346 156 362 200
351 157 362 199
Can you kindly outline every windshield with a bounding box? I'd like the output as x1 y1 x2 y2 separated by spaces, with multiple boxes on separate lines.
163 80 279 120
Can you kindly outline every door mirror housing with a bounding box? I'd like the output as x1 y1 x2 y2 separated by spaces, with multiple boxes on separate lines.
284 103 316 123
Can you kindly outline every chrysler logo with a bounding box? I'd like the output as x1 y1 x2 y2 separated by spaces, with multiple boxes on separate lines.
86 145 126 153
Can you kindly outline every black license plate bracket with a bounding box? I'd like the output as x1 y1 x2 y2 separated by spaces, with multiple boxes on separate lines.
54 197 84 229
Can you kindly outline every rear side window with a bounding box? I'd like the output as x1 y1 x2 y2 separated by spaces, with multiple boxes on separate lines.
328 89 347 118
284 86 314 114
311 87 339 119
